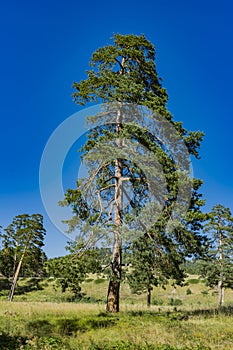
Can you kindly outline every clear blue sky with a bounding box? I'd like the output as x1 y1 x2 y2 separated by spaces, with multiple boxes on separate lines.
0 0 233 257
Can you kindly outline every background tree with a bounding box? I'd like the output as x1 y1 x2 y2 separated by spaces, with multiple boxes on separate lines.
0 244 47 279
61 34 205 312
20 249 47 277
0 219 47 280
2 214 46 301
126 177 206 307
0 224 15 278
126 237 161 308
0 246 15 278
46 242 102 298
199 204 233 306
181 258 202 275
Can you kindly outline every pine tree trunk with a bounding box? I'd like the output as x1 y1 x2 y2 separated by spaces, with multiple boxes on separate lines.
218 226 223 307
218 279 223 307
106 234 121 312
8 241 29 302
106 109 123 313
147 287 151 308
8 258 23 302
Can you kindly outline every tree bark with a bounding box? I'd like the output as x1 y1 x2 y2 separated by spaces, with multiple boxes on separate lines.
147 287 151 308
106 232 122 312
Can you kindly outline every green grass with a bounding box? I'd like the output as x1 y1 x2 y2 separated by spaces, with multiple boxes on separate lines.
0 276 233 349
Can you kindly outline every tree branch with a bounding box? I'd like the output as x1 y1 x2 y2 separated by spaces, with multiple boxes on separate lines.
81 162 111 193
99 184 115 192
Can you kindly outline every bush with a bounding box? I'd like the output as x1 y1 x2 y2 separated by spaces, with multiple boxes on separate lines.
85 278 94 283
94 278 106 284
187 278 201 284
151 299 164 306
88 341 182 349
168 298 183 306
23 336 69 350
201 290 208 295
186 288 192 295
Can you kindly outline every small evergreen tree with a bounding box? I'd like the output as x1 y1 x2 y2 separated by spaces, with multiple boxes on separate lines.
126 237 160 308
199 204 233 306
127 178 206 307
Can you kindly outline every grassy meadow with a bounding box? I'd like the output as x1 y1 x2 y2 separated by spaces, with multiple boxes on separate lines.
0 276 233 349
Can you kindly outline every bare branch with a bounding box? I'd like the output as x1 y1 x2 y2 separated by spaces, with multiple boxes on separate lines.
99 184 115 192
103 176 116 184
115 56 127 74
81 162 111 193
108 202 114 223
120 177 131 182
104 196 115 210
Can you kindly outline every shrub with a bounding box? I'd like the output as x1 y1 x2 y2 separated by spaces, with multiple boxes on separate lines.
151 299 164 306
201 290 208 295
187 278 201 284
88 341 182 349
94 278 106 284
85 278 94 283
168 298 183 306
23 336 69 350
0 332 27 350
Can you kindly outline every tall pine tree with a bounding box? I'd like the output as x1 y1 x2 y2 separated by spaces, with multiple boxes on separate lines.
61 34 205 312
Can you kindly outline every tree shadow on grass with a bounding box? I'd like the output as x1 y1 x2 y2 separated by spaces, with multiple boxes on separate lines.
26 319 54 336
187 305 233 317
85 317 116 330
65 293 104 304
126 305 233 321
127 310 156 317
26 316 116 337
0 333 27 350
166 305 233 322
